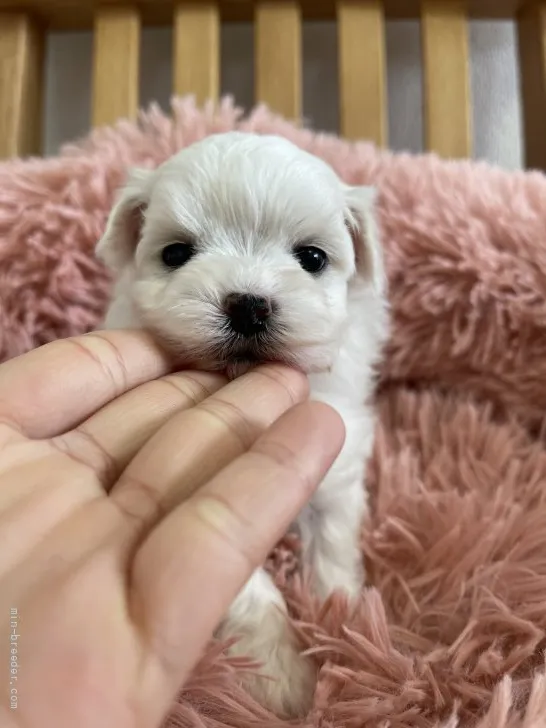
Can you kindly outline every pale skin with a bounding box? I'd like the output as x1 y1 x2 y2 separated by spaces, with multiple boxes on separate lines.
0 330 345 728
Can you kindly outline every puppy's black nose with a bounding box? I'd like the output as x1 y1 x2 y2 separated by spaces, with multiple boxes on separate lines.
224 293 272 337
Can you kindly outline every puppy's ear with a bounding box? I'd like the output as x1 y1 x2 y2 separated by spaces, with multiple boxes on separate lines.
96 168 152 273
344 185 386 295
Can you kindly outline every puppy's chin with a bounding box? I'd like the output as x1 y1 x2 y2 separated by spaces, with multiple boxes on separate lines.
141 321 335 379
225 359 260 381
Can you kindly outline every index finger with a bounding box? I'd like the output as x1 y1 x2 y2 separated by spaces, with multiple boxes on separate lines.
0 330 173 439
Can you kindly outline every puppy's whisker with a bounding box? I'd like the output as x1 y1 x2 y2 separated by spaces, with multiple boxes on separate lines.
282 336 339 348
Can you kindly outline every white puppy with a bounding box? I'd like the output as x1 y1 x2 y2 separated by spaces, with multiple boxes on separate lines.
96 132 388 717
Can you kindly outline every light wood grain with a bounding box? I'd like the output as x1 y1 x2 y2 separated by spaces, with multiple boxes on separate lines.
92 6 140 127
338 0 386 144
421 0 472 158
0 13 43 158
174 3 220 104
255 1 302 119
0 0 528 29
518 3 546 171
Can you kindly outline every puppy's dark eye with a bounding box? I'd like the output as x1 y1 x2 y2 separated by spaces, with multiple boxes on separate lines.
294 245 328 275
161 242 195 269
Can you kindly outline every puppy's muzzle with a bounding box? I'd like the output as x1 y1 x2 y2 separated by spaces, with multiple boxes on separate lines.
224 293 273 338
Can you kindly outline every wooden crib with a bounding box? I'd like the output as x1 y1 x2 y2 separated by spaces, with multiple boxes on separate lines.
0 0 544 169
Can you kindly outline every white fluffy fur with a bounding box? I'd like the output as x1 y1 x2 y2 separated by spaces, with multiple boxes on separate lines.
96 132 389 717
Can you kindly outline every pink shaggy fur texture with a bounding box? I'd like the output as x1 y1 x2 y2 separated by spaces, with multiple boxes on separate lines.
1 97 546 727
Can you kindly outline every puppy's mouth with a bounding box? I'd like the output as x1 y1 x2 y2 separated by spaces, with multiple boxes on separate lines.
154 326 294 380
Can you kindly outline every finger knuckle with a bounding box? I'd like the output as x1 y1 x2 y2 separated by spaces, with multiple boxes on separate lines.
161 372 220 408
252 438 316 499
198 398 257 452
191 493 261 573
50 429 118 489
67 333 129 398
112 476 166 535
252 366 307 407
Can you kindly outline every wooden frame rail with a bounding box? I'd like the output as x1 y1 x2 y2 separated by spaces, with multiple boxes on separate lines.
0 0 544 170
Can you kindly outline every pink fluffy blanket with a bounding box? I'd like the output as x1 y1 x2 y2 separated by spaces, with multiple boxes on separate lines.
2 98 546 727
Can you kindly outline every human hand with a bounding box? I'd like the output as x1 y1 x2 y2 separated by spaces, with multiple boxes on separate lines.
0 330 344 728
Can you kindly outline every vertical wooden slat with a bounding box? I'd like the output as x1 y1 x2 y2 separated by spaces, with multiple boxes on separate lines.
338 1 387 145
0 14 43 158
255 2 302 120
92 6 140 128
174 3 220 105
518 3 546 171
421 1 472 158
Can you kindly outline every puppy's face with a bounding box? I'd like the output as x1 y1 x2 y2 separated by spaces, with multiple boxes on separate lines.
97 133 384 377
